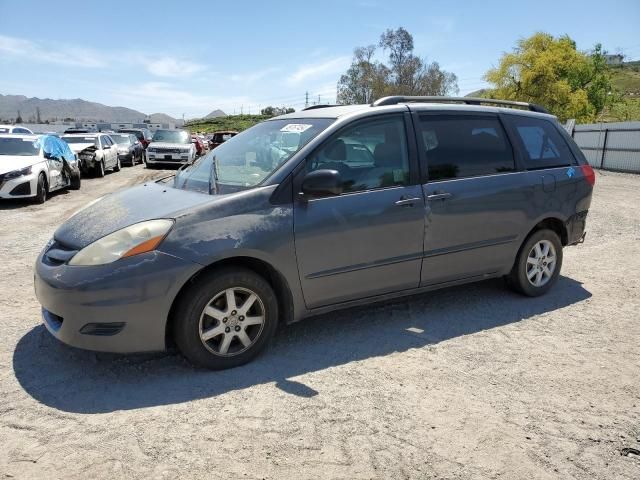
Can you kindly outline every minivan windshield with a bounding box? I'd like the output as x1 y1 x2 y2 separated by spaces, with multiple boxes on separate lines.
152 130 190 144
173 118 333 192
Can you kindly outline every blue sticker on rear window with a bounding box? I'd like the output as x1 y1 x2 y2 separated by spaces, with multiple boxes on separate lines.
566 167 575 178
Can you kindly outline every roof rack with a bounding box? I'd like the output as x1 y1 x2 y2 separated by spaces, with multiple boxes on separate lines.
302 104 340 111
371 96 549 114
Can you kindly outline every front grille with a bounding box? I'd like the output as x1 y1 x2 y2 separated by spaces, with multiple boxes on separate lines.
153 148 183 154
42 308 63 331
43 239 78 266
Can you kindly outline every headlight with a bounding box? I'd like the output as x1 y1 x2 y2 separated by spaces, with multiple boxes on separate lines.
5 166 32 179
69 219 174 266
147 148 156 153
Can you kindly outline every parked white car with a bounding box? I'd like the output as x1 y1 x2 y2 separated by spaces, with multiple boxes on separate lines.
61 133 120 177
0 125 34 134
146 129 196 167
0 134 81 203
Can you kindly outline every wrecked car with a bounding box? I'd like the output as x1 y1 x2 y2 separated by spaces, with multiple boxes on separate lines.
0 134 80 203
61 133 121 177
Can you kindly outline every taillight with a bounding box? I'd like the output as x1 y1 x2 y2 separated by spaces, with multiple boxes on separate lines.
580 164 596 186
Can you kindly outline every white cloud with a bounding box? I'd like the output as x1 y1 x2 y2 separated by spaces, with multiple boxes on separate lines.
286 56 350 85
229 67 280 85
0 34 205 78
0 34 105 68
112 82 252 117
145 57 206 78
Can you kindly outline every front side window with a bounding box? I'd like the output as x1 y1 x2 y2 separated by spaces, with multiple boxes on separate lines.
173 118 333 191
418 115 515 181
307 115 410 193
509 116 575 169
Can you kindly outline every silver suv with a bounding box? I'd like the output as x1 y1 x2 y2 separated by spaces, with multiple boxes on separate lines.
35 97 594 369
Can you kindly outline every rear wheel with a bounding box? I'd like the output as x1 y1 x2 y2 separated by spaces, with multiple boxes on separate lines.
34 173 48 204
173 268 278 369
507 229 563 296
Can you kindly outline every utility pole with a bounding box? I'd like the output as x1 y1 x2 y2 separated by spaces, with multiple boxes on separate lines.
305 91 309 108
318 94 321 105
241 105 243 115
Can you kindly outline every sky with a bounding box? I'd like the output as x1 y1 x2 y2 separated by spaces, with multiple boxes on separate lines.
0 0 639 119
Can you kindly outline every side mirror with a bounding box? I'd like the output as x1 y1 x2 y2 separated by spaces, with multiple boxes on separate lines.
300 169 342 199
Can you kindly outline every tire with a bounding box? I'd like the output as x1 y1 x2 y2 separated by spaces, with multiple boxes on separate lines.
70 169 81 190
113 156 121 172
506 229 563 297
94 160 105 178
173 268 279 370
34 173 48 204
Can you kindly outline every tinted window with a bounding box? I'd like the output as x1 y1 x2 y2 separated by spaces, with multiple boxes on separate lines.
509 116 575 169
418 116 515 181
307 115 410 193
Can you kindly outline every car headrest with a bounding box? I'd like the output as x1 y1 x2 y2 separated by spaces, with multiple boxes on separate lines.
325 139 346 160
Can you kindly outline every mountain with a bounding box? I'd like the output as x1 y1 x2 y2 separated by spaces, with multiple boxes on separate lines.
465 89 489 98
149 112 184 126
0 94 180 124
205 109 226 118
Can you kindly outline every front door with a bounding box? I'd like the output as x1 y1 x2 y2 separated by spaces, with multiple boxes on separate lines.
415 113 527 286
294 114 425 308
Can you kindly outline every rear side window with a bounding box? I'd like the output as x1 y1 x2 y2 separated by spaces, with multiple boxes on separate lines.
509 116 576 169
418 115 515 181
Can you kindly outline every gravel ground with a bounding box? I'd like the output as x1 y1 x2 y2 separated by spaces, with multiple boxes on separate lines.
0 165 638 480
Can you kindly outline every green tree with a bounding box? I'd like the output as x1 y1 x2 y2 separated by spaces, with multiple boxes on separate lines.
484 33 617 122
260 106 295 116
337 27 458 105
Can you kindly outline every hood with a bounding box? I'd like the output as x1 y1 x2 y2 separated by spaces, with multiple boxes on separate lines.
67 143 95 153
54 181 219 249
149 142 191 149
0 155 43 174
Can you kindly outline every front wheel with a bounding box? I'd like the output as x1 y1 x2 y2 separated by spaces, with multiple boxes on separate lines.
173 268 278 369
94 160 105 178
34 173 48 204
113 156 121 172
506 229 563 297
69 169 81 190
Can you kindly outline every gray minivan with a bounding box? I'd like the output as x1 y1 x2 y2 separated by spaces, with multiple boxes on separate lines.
34 97 595 369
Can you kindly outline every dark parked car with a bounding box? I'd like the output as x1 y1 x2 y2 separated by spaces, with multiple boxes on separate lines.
34 97 594 369
117 128 153 149
109 133 144 166
63 127 97 134
191 135 205 156
208 130 237 149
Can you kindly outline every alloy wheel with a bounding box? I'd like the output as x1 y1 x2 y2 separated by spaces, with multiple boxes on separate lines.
526 239 557 287
198 287 266 356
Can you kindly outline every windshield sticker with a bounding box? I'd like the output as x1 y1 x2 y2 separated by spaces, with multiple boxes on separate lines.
280 124 312 133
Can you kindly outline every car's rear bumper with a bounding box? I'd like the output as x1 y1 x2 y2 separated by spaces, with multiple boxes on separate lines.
34 249 201 353
566 211 589 245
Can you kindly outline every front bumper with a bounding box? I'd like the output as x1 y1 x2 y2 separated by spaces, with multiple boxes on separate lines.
146 151 191 164
34 249 202 353
0 171 38 199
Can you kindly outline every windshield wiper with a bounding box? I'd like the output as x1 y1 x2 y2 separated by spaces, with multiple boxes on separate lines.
209 155 220 195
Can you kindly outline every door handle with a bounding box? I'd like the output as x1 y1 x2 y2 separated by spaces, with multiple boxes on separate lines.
426 191 452 201
395 197 422 207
